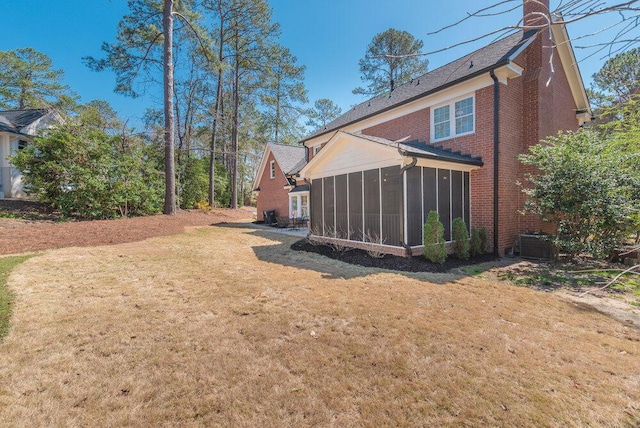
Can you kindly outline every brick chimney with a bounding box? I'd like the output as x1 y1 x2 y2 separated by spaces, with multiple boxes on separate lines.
523 0 550 28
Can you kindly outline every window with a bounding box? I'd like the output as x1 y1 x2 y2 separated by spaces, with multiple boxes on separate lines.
455 97 474 134
269 160 275 179
289 193 309 219
18 140 28 150
433 105 450 140
300 195 308 217
313 146 321 155
432 95 474 142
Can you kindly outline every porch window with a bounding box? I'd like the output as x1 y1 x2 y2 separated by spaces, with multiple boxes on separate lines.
432 95 475 142
289 193 309 219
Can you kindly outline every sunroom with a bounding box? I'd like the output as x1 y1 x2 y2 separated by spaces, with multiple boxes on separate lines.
299 131 483 256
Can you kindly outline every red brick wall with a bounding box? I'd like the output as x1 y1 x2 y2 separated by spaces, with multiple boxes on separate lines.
362 88 498 252
255 151 291 221
357 36 581 255
364 108 430 143
518 30 580 238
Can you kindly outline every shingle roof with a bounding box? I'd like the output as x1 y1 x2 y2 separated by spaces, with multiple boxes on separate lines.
0 115 22 135
399 140 483 166
305 30 537 141
0 109 51 131
345 132 482 167
269 142 306 175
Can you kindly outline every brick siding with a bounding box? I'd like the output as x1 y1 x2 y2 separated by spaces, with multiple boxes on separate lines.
358 30 580 255
255 151 291 221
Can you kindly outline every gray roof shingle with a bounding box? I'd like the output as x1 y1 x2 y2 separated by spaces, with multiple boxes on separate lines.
269 142 306 175
305 30 537 141
0 109 51 132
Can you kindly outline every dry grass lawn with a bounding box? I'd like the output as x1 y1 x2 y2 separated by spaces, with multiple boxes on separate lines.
0 223 638 426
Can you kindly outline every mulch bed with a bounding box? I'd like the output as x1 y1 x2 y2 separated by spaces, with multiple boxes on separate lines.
0 200 253 255
291 239 498 273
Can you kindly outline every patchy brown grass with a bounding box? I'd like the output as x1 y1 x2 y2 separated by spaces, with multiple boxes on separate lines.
0 224 638 426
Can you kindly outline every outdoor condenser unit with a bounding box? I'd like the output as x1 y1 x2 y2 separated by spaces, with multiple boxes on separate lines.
519 234 557 260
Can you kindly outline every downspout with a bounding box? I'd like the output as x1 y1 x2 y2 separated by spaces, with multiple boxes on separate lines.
490 70 500 256
398 146 418 257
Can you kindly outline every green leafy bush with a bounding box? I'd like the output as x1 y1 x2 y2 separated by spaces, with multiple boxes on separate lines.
452 217 470 259
479 227 488 252
12 106 163 219
423 210 446 264
470 227 484 256
520 129 639 258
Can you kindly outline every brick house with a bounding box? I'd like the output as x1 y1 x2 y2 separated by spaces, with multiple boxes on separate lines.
253 142 307 222
257 0 591 255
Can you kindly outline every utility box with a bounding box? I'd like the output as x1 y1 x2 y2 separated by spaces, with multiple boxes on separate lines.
520 234 558 260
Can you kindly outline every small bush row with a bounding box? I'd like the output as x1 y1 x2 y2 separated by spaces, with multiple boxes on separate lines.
422 210 486 264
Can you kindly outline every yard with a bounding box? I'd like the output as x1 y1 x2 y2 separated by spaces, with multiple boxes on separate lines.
0 216 638 426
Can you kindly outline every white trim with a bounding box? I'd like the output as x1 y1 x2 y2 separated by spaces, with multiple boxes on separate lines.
378 168 382 243
449 169 453 242
361 170 365 242
332 176 337 238
403 169 408 246
431 94 476 143
420 167 424 245
551 19 592 117
269 160 276 179
346 173 350 239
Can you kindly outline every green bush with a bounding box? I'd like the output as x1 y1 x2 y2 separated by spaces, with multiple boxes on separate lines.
11 107 163 219
520 128 639 258
479 227 488 253
452 217 470 259
470 227 484 256
423 210 446 264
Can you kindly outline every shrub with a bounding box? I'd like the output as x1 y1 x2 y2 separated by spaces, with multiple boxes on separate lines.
423 211 446 264
452 217 470 259
470 227 484 256
479 227 488 253
520 128 639 258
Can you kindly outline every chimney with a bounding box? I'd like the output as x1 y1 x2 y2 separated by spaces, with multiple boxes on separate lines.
523 0 550 28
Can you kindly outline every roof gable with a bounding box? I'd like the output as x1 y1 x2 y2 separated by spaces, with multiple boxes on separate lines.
269 143 306 175
0 108 60 137
252 142 306 191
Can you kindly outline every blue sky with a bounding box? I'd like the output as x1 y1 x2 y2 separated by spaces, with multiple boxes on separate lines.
0 0 624 129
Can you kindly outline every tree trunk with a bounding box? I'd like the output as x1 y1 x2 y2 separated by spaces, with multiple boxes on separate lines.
163 0 177 215
230 23 239 209
208 17 225 208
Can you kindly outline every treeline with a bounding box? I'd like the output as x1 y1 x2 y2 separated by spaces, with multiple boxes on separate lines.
1 0 343 218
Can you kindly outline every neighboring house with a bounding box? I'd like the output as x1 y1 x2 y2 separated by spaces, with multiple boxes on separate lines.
253 142 307 222
258 0 592 256
0 108 62 199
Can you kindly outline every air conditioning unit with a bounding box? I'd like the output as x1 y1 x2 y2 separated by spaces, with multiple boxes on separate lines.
520 234 557 260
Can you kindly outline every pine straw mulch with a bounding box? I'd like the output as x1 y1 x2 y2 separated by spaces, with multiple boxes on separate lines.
0 200 254 255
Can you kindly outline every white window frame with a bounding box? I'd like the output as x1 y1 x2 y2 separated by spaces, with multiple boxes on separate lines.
289 192 309 219
313 145 321 155
269 160 276 179
431 94 475 143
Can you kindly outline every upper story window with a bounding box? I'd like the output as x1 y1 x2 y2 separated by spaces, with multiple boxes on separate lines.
269 160 276 179
432 95 475 142
313 146 321 155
